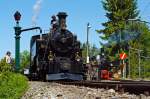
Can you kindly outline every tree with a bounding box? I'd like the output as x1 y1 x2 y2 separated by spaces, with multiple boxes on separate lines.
98 0 139 38
97 0 139 62
81 43 87 59
0 58 12 72
89 44 100 57
20 50 30 70
97 0 150 79
81 43 100 63
127 22 150 78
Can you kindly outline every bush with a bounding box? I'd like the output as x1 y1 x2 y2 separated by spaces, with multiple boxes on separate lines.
0 58 13 72
0 72 28 99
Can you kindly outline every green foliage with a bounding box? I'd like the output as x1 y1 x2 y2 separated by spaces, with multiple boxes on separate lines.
97 0 140 61
98 0 150 79
98 0 139 37
20 50 30 70
0 51 28 98
81 43 87 60
0 58 12 72
128 22 150 78
89 44 100 57
100 0 133 52
81 43 100 63
0 72 28 99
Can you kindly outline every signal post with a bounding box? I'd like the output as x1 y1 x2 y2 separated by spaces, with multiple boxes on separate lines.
119 52 127 79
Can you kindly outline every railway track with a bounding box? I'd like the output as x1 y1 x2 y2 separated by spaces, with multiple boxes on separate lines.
23 81 149 99
56 80 150 95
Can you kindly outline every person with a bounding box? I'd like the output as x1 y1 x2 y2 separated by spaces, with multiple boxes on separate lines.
5 51 12 64
51 15 58 32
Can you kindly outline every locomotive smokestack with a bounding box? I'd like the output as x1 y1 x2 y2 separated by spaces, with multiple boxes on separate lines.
57 12 67 30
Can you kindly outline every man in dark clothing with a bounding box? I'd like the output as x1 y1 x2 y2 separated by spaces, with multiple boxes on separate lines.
51 15 58 32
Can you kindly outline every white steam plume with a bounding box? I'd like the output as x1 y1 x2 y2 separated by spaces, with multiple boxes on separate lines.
32 0 43 26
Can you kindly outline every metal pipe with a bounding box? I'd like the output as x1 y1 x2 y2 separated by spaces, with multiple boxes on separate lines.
21 27 42 33
128 19 150 24
21 27 42 39
141 56 150 59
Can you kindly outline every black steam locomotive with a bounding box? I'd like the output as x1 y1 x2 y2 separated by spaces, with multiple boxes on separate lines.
29 12 84 80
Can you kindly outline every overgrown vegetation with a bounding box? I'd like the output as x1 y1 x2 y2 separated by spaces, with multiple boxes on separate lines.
20 50 30 71
0 72 28 99
0 55 28 99
0 58 12 72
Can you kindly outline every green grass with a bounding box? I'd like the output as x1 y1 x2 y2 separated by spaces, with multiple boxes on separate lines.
0 72 28 99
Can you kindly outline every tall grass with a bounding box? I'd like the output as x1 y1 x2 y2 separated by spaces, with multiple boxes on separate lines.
0 72 28 99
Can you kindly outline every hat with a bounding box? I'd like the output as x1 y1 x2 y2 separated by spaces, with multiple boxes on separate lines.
6 51 11 55
51 15 56 19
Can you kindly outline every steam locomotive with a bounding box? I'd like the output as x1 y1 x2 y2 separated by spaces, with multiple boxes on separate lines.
29 12 84 80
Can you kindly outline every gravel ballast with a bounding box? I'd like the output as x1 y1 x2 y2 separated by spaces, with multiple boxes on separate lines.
22 81 150 99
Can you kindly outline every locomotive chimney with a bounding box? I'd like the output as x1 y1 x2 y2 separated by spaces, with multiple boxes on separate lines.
57 12 67 31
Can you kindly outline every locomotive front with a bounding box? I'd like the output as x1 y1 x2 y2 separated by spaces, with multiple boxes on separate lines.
30 12 84 81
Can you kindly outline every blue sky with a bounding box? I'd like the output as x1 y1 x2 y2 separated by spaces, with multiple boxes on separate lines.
0 0 150 59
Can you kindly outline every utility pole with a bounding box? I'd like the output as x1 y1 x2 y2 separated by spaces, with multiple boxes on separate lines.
128 46 131 78
14 11 42 72
129 47 143 78
138 49 141 78
86 23 91 64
